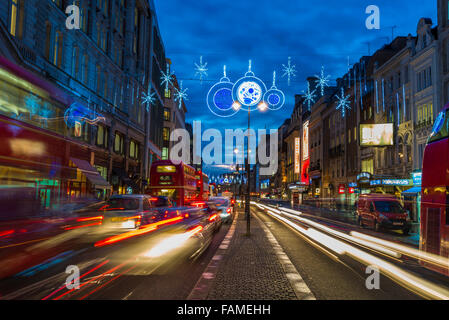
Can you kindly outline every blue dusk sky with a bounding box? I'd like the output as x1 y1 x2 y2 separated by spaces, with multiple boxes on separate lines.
154 0 436 175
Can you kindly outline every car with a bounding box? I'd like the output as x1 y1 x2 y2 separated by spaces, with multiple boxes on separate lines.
77 195 161 230
209 197 234 224
356 194 412 234
185 200 223 233
139 206 217 262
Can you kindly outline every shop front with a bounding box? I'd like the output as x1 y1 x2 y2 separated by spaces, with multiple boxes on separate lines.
402 171 422 224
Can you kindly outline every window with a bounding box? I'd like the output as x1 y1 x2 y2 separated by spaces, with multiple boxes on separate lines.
164 108 170 121
162 147 169 160
53 31 63 68
114 132 124 155
129 140 139 159
96 66 102 93
81 54 89 85
9 0 18 37
163 127 170 142
165 89 171 99
44 22 52 61
71 46 79 78
96 125 109 148
95 165 108 180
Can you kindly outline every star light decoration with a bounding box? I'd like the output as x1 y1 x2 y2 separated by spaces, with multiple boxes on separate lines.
194 56 208 83
174 80 188 109
160 63 174 91
336 87 351 118
303 82 316 111
282 56 297 86
141 86 156 112
315 66 331 96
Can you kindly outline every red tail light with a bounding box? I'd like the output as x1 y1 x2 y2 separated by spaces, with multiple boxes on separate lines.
226 208 231 214
209 214 217 222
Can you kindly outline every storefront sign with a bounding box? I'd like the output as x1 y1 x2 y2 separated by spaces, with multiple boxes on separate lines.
348 187 355 194
382 179 412 186
412 172 422 186
370 179 382 186
357 172 372 182
348 182 358 187
338 184 345 194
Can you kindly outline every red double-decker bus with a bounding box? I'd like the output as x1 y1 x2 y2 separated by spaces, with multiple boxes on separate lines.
195 170 210 200
147 160 197 206
420 103 449 275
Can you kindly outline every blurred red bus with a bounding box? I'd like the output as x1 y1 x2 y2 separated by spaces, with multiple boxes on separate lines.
420 104 449 275
147 160 197 206
195 170 209 200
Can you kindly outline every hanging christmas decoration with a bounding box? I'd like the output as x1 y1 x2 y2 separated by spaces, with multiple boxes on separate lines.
303 82 316 111
336 87 351 118
194 56 208 83
160 63 174 92
315 66 331 96
264 71 285 111
174 80 188 109
141 86 156 112
207 65 238 118
282 57 297 86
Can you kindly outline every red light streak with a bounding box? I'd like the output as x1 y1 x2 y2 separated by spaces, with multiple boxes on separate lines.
64 222 102 231
0 230 14 237
94 216 184 247
77 216 104 222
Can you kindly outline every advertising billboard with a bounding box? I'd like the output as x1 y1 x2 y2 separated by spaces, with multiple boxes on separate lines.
302 121 309 160
294 137 300 174
360 124 394 146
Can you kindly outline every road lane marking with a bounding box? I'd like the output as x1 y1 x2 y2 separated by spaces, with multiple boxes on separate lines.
253 212 316 300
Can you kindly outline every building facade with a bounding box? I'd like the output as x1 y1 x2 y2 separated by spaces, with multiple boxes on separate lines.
0 0 170 204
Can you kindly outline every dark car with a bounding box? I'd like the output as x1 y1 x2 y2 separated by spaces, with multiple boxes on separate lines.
209 197 234 223
357 194 412 234
185 200 223 233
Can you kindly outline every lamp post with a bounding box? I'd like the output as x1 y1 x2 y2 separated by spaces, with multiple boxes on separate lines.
232 101 267 235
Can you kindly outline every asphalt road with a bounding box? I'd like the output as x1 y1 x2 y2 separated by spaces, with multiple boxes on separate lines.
0 222 232 300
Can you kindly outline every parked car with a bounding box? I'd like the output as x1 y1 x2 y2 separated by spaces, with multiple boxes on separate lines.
209 197 234 224
356 194 411 234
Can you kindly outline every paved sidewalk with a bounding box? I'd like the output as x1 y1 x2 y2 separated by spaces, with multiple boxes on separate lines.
188 208 314 300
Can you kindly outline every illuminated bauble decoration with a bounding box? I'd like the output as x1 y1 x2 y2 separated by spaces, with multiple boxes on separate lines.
231 60 267 112
263 71 285 111
207 65 239 118
237 81 262 106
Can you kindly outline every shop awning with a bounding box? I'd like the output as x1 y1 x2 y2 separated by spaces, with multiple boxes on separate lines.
402 186 421 195
70 157 111 190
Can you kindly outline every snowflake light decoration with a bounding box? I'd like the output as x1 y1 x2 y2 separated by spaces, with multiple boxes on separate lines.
336 87 351 118
174 80 188 109
303 82 316 111
160 63 174 91
194 56 208 83
141 87 156 112
315 66 331 96
282 57 297 86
